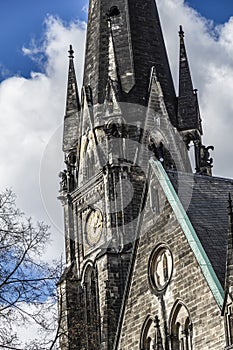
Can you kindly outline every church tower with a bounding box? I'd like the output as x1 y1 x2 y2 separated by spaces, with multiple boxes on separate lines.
57 1 217 349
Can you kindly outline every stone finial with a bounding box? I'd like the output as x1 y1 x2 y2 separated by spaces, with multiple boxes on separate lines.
179 25 184 38
153 316 164 350
68 44 74 59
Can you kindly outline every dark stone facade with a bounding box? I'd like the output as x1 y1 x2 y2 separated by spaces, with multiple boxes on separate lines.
57 0 233 349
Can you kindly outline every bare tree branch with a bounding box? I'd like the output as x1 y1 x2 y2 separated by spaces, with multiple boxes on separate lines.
0 189 63 349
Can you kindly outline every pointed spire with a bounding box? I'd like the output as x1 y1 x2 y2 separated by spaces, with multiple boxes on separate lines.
63 45 80 152
177 26 202 134
179 25 184 39
83 0 177 125
153 316 164 350
65 45 81 116
225 193 233 293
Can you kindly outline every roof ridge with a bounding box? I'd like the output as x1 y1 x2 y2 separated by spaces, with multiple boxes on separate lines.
167 170 233 183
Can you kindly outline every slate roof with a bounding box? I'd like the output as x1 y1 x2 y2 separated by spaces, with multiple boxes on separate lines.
168 171 233 288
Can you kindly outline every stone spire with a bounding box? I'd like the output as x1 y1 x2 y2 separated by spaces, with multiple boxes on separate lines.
177 26 202 134
65 45 81 115
225 193 233 293
83 0 177 126
63 45 80 152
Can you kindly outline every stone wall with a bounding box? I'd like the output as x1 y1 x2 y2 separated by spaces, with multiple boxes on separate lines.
117 183 226 349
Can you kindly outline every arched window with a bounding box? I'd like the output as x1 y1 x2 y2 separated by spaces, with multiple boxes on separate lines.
170 301 192 350
140 316 154 350
140 316 164 350
83 265 100 349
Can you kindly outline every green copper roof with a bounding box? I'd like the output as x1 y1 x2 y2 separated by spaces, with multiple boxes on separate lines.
150 158 224 308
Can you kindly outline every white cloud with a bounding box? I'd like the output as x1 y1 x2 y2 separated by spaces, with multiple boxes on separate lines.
157 0 233 178
0 15 86 346
0 15 86 262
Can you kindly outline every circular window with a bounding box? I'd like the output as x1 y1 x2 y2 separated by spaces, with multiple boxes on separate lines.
148 244 173 292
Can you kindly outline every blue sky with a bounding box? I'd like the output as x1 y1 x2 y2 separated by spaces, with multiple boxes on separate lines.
0 0 232 81
187 0 233 23
0 0 87 80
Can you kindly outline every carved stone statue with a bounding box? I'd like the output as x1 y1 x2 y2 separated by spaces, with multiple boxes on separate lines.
199 145 214 176
59 170 68 191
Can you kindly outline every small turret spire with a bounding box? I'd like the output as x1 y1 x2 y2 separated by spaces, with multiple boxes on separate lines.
177 25 202 134
63 45 81 152
65 44 81 115
179 25 184 38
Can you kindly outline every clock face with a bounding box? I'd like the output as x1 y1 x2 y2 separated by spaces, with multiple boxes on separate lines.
85 209 103 246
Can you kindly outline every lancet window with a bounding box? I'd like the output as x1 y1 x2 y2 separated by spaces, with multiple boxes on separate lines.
83 265 100 349
170 301 192 350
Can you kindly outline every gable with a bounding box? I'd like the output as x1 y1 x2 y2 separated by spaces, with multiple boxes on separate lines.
150 159 224 307
115 159 226 349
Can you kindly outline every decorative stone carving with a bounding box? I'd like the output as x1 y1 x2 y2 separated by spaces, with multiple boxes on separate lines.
59 170 68 191
199 145 214 176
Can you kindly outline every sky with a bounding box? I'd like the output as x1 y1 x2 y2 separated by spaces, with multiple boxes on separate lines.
0 0 87 81
0 0 233 343
186 0 233 24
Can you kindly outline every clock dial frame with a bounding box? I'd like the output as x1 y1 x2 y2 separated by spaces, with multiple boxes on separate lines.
85 209 103 246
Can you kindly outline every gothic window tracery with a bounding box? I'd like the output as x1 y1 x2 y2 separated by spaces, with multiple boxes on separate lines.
170 302 192 350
